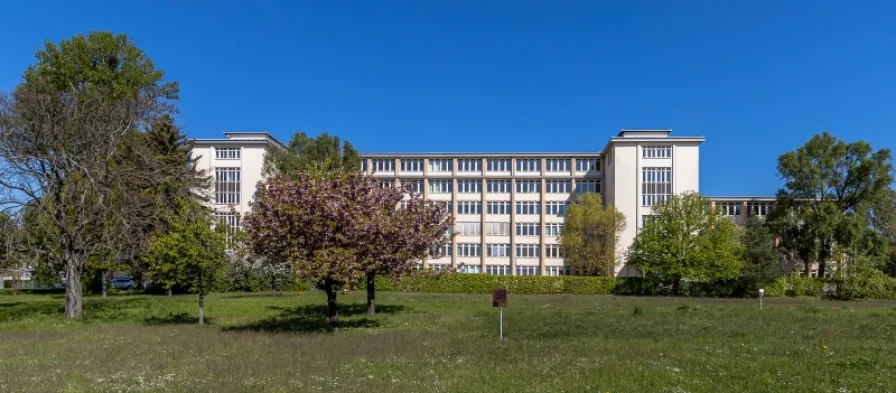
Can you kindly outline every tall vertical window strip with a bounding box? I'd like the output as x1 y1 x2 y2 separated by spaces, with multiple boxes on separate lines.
642 167 672 206
215 168 240 205
545 159 570 172
516 179 541 193
457 180 482 193
575 158 600 172
516 158 541 172
575 180 600 193
457 159 481 172
429 180 452 193
487 201 511 215
215 148 240 160
486 180 511 193
429 159 453 172
456 201 482 215
546 180 571 193
373 159 394 172
486 159 512 172
516 201 541 215
400 159 424 172
485 222 510 235
213 212 241 241
642 146 672 158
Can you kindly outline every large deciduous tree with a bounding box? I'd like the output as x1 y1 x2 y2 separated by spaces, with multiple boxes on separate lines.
774 132 893 277
263 132 362 176
243 171 450 329
0 32 179 318
146 199 226 325
628 192 743 291
559 193 625 276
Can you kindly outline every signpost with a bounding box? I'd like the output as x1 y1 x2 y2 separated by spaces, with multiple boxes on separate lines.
492 289 507 341
759 288 765 310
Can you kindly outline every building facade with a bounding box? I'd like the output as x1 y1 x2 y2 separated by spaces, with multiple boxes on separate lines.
191 129 727 277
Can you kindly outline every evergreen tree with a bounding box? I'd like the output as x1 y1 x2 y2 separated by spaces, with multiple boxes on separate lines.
741 215 781 293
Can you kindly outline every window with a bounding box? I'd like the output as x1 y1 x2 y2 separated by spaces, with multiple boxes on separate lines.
545 244 563 258
213 212 241 244
457 243 481 257
575 180 600 194
455 222 481 235
516 201 540 215
440 201 454 215
362 160 368 172
429 264 451 271
215 168 240 205
399 200 411 210
380 180 394 189
429 180 452 193
457 159 482 172
400 159 424 172
545 223 563 236
402 179 424 193
487 201 511 215
642 167 672 206
486 159 511 172
546 180 571 193
719 202 742 216
457 201 482 215
545 159 570 172
439 244 453 257
516 159 541 172
516 265 540 276
215 148 240 160
486 243 510 257
429 159 452 172
486 265 511 275
576 158 600 172
545 266 570 276
642 146 672 159
748 202 774 216
487 180 511 193
460 264 482 274
516 243 540 258
485 222 510 235
373 159 394 172
457 180 482 194
516 180 541 193
516 222 541 236
545 201 569 215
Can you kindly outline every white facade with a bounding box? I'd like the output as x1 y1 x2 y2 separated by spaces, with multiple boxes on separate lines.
191 129 705 277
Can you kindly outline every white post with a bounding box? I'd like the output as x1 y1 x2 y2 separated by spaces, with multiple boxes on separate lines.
759 288 765 311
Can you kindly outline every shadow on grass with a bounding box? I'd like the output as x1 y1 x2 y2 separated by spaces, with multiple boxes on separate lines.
224 303 407 333
143 312 210 326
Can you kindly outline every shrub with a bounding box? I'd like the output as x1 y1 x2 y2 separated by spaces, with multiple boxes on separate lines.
765 277 788 297
371 273 617 295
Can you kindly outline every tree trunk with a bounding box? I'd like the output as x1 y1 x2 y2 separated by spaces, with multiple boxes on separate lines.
101 270 108 298
166 288 173 296
324 278 339 331
271 273 276 297
198 270 205 325
366 271 376 316
64 259 84 319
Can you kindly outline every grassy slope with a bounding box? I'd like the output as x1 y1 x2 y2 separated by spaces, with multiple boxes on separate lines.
0 291 895 393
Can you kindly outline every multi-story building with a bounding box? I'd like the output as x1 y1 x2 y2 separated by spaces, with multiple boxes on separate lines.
192 129 723 277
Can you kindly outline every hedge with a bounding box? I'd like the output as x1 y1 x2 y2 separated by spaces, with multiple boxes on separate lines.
370 274 617 294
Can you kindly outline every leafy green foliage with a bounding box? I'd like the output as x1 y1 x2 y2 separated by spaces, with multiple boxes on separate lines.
369 273 618 294
559 193 625 276
628 192 744 287
263 132 362 176
741 215 781 293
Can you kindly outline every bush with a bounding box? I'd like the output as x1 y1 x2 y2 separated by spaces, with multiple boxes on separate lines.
765 277 788 297
836 270 896 300
370 273 617 295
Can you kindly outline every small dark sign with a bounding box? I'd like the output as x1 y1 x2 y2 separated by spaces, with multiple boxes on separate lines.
492 288 507 307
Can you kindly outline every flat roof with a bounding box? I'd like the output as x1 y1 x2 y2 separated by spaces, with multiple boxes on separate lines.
706 196 777 201
361 152 604 158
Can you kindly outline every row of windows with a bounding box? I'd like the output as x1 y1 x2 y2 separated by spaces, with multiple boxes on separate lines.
414 201 572 216
427 264 570 276
366 158 601 173
453 222 565 236
394 179 600 194
215 148 240 160
718 202 774 216
642 146 672 159
449 243 564 258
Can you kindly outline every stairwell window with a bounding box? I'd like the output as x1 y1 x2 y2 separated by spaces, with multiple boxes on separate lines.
215 167 240 205
642 167 672 206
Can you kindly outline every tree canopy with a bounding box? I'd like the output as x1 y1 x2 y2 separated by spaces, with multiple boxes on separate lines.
559 193 625 276
628 192 743 288
263 132 362 176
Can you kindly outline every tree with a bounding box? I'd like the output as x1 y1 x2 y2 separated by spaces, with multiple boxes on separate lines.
741 215 781 293
0 32 179 318
243 170 451 328
559 193 625 276
775 132 893 277
146 199 226 325
628 192 743 292
263 132 362 177
864 188 896 277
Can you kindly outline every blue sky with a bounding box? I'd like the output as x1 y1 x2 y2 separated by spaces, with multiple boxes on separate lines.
2 1 894 196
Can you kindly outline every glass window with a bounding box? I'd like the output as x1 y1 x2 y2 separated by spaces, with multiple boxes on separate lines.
215 148 240 160
215 167 240 205
575 180 600 194
516 180 541 193
457 159 482 172
457 180 482 194
486 201 511 215
515 201 541 215
545 159 570 172
485 222 510 235
642 146 672 159
515 222 541 236
429 159 453 172
546 180 571 193
455 222 481 235
457 243 481 257
545 223 564 236
486 243 510 257
575 158 600 172
486 159 512 172
642 168 672 206
402 179 424 193
487 180 511 193
516 158 541 172
457 201 482 215
429 180 452 193
515 244 540 258
545 201 569 216
373 159 394 172
400 159 424 172
516 265 540 276
485 264 511 275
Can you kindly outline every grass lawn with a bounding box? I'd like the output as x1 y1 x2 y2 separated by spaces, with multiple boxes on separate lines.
1 291 895 393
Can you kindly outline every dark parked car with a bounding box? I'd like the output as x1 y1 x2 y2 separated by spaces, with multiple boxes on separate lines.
109 278 135 290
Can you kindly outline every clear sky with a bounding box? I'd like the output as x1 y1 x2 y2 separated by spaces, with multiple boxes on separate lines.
2 1 894 196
